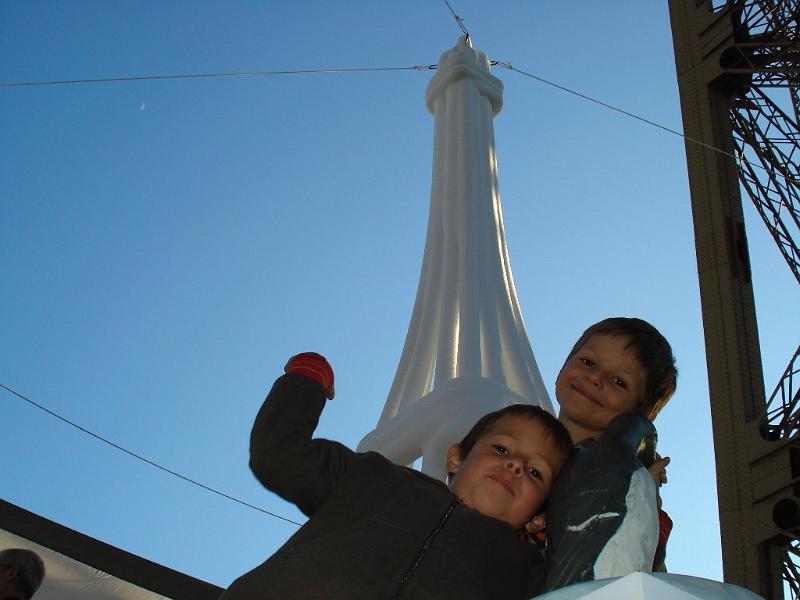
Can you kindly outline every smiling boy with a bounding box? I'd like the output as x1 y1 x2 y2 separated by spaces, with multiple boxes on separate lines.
556 318 677 445
557 333 647 443
221 353 573 600
549 317 678 573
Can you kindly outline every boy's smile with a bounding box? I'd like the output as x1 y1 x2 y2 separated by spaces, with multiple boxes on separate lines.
556 333 646 442
571 383 602 406
446 414 566 531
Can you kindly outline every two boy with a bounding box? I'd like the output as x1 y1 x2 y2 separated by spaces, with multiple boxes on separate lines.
221 352 572 599
222 317 676 599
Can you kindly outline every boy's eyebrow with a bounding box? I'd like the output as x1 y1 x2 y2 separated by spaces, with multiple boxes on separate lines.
491 433 554 457
487 432 516 441
580 347 642 377
615 366 638 377
488 432 532 447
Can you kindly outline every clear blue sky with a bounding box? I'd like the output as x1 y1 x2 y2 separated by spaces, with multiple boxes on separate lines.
2 1 797 590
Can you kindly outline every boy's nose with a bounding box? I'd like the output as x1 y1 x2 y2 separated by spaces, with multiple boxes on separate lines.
585 371 603 387
506 459 523 475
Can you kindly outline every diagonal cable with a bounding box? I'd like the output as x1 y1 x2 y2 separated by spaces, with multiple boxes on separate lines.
0 64 437 88
0 382 302 527
442 0 470 39
2 53 790 185
494 60 798 185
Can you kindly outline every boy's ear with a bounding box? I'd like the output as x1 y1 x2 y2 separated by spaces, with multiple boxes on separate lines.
446 443 463 475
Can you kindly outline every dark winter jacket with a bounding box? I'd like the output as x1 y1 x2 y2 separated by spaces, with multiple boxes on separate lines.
220 374 547 600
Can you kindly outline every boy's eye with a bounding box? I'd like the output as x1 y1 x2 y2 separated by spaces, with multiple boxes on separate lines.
612 376 627 388
527 467 543 481
579 357 595 367
493 444 508 455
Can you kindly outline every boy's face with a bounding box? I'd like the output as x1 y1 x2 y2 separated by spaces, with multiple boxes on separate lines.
446 414 566 531
555 333 646 442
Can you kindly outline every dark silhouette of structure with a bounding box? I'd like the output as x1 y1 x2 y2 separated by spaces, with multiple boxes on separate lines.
669 0 799 598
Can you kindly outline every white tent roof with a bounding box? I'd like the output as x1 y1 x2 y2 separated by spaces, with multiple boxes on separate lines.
536 571 766 600
0 499 221 600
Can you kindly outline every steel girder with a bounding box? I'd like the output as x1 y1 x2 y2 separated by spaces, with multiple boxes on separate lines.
670 0 799 597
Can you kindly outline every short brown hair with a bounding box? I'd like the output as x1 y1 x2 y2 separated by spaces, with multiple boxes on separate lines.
455 404 573 468
565 317 677 420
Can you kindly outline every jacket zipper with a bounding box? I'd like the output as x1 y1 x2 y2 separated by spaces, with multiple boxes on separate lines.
389 500 459 600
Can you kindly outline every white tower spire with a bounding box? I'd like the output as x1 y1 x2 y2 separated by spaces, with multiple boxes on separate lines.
357 37 551 478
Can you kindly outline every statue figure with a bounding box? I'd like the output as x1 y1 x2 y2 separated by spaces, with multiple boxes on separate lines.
544 413 660 591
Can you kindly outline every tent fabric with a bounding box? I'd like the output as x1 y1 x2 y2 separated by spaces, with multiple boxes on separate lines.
535 571 766 600
0 529 167 600
0 499 222 600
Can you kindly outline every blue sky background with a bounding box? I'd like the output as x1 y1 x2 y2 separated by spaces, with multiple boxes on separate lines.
2 1 797 590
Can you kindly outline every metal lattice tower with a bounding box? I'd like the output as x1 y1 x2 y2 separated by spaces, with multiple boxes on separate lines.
669 0 799 597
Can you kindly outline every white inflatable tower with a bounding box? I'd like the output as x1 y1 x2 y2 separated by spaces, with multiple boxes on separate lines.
358 37 551 478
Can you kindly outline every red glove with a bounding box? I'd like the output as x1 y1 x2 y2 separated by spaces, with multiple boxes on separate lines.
284 352 335 399
658 508 673 546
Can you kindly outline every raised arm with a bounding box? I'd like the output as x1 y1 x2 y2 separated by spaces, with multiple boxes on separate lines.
249 353 353 516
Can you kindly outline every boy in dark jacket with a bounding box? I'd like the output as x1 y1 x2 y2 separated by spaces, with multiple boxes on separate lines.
221 352 573 600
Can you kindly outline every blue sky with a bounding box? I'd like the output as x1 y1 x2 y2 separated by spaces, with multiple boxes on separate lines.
2 1 797 590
